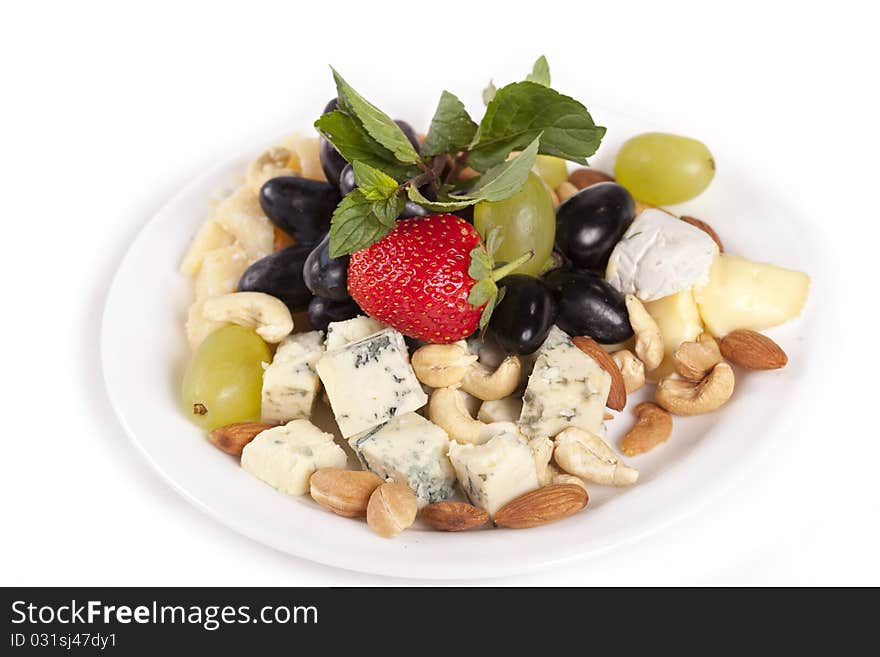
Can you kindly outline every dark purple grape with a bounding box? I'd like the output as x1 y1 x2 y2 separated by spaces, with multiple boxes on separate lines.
543 269 632 344
303 233 350 301
555 182 636 271
259 176 339 246
238 245 314 312
489 275 557 354
308 296 362 332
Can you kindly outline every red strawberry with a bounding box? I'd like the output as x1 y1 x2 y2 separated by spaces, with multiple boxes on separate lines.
347 214 532 343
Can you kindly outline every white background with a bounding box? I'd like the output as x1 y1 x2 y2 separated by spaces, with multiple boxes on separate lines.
2 0 878 586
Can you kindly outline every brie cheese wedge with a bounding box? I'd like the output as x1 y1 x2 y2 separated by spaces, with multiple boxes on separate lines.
606 208 719 301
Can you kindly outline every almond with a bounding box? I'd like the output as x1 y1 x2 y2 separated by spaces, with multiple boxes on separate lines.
680 215 724 252
309 468 384 517
421 502 489 532
207 422 274 456
572 336 627 411
568 168 615 190
367 483 418 538
720 330 788 370
494 484 588 529
273 226 296 251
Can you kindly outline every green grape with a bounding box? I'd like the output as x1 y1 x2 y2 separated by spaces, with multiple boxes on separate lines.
474 172 555 277
181 324 271 431
614 132 715 205
532 155 568 189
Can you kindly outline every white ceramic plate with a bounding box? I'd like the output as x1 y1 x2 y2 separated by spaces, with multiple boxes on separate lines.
102 106 824 579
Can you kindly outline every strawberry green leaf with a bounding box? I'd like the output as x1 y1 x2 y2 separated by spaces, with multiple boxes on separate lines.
329 190 393 257
353 161 399 201
467 245 492 281
468 82 605 171
484 226 504 258
332 68 421 165
467 279 497 308
315 111 414 181
478 293 498 330
422 91 478 157
525 55 551 86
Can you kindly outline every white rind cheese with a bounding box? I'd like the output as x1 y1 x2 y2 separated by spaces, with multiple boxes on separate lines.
448 432 540 518
316 328 427 437
519 326 611 440
349 413 455 507
261 331 325 423
324 315 387 351
241 420 346 496
605 208 719 302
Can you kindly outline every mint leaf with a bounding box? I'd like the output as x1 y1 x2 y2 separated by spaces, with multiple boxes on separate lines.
525 55 551 86
315 111 414 181
482 80 497 105
407 186 477 212
329 190 393 257
332 68 421 164
352 161 399 201
422 91 478 157
371 195 404 228
468 82 605 171
468 134 541 201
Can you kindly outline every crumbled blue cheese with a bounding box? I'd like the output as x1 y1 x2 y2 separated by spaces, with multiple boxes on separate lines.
324 315 387 351
240 419 346 496
349 413 455 507
519 326 610 440
261 331 324 424
315 328 427 437
447 432 540 518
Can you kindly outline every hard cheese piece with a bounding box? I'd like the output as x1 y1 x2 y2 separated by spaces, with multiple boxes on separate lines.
643 289 704 380
519 326 611 440
261 331 325 423
448 432 540 518
605 208 719 301
693 254 810 336
349 413 456 507
325 315 387 351
240 419 346 496
316 328 427 438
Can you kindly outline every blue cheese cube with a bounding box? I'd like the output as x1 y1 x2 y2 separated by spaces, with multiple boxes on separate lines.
519 326 611 440
315 328 427 438
241 419 346 496
349 413 455 507
261 331 324 423
447 432 540 518
324 315 387 351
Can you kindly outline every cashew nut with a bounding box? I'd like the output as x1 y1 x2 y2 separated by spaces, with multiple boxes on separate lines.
621 402 673 456
201 292 293 343
459 355 522 401
553 473 588 492
655 362 735 416
554 427 638 486
528 437 556 486
411 342 478 388
673 332 722 381
611 349 645 393
625 295 663 371
428 386 490 444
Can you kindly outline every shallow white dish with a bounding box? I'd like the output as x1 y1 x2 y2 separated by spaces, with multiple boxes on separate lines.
102 106 823 579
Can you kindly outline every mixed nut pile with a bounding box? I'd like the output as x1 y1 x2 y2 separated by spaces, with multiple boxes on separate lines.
178 58 809 539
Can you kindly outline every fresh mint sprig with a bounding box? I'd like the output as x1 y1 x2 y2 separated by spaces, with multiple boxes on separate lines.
315 56 605 257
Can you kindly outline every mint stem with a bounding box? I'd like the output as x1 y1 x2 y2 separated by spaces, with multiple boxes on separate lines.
491 250 534 281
